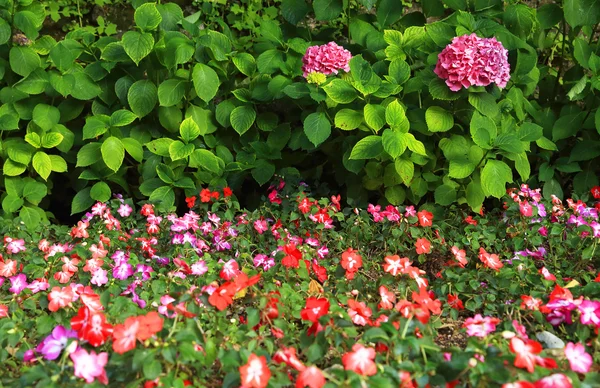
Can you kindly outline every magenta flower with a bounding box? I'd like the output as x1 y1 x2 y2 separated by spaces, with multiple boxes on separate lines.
36 325 77 360
91 268 108 286
70 348 108 384
191 260 208 275
434 33 510 91
27 278 49 293
565 342 592 373
9 273 27 294
578 300 600 326
463 314 501 337
117 203 132 217
535 374 572 387
302 42 352 78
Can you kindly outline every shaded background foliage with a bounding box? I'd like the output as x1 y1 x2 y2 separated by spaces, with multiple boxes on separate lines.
0 0 599 228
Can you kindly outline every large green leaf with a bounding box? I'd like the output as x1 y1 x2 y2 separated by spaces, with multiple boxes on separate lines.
134 2 163 31
349 136 383 160
230 106 256 135
19 206 41 231
32 151 52 180
303 112 331 147
382 129 407 158
425 106 454 132
122 138 144 162
180 117 200 143
190 149 223 174
128 80 157 118
395 158 414 185
564 0 600 27
481 159 512 198
9 46 40 77
334 109 363 130
232 53 256 77
468 92 499 118
2 194 24 213
192 64 220 103
251 159 275 185
377 0 403 27
76 143 102 167
101 137 125 172
71 187 95 214
313 0 343 21
364 104 386 132
32 104 60 131
281 0 309 24
434 184 457 205
169 140 195 161
90 182 112 202
323 79 357 104
149 186 175 211
158 79 186 107
122 31 154 65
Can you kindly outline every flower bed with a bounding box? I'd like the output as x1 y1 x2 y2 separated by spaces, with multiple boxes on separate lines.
0 182 599 387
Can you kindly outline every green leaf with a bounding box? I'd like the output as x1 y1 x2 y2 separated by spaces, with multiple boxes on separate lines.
382 129 407 158
349 136 383 159
41 133 64 149
395 158 414 185
323 79 357 104
70 72 102 100
32 151 52 180
190 149 223 174
385 185 406 205
169 140 194 161
468 92 499 118
149 186 175 211
517 122 543 141
429 78 461 100
2 195 24 213
83 116 110 140
514 152 531 181
281 0 309 24
49 39 82 72
122 138 144 162
193 64 220 103
111 110 138 127
569 140 600 162
230 106 256 135
377 0 403 27
573 168 599 194
364 104 386 132
256 49 284 74
3 159 27 176
251 159 275 185
0 17 11 45
25 133 42 148
335 109 363 130
470 112 497 149
494 133 525 153
9 46 40 77
504 4 536 38
19 206 41 231
232 53 256 76
481 159 512 198
158 79 186 107
435 184 457 205
385 100 407 129
303 112 331 147
536 136 558 151
76 143 102 167
128 80 157 118
425 106 454 132
101 137 125 172
135 2 163 31
313 0 343 21
143 357 162 380
156 164 176 184
405 133 427 156
564 0 600 27
71 187 95 214
90 182 111 202
23 181 47 205
49 155 67 172
466 180 484 211
180 117 200 143
552 112 584 141
7 143 35 165
543 178 563 199
122 31 154 65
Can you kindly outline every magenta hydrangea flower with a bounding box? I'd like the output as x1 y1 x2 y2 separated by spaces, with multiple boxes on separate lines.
302 42 352 78
434 33 510 92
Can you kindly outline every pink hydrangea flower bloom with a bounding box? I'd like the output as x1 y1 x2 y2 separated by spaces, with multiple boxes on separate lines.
70 348 108 384
302 42 352 78
463 314 501 337
435 33 510 91
564 342 592 373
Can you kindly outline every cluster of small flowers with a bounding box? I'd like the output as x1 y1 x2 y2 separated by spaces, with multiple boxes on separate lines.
301 42 352 78
434 33 510 91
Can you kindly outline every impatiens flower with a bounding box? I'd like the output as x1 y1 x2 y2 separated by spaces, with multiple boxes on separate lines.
509 337 543 373
415 238 431 255
341 248 362 279
239 353 271 388
48 286 75 312
70 348 108 385
502 382 535 388
578 300 600 326
520 201 533 217
383 255 411 276
478 247 503 271
534 374 572 388
342 344 377 376
564 342 592 373
282 243 302 268
112 316 139 354
117 203 132 217
4 237 26 253
36 325 77 360
463 314 500 337
434 33 510 91
90 268 108 286
0 257 17 277
301 42 352 78
539 267 556 281
520 295 543 311
301 297 330 323
591 186 600 199
417 210 433 227
447 294 464 310
378 286 396 310
9 273 27 294
208 282 237 311
348 300 372 326
273 346 305 371
0 304 8 318
412 288 441 316
70 307 113 347
296 366 326 388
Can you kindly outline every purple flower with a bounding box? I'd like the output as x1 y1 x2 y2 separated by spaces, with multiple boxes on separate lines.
155 256 170 266
23 349 35 362
9 274 27 294
112 263 133 280
136 264 153 281
36 325 77 360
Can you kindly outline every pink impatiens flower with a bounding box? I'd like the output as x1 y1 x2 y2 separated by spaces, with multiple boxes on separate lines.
463 314 501 337
70 348 108 384
564 342 592 373
434 33 510 91
302 42 352 78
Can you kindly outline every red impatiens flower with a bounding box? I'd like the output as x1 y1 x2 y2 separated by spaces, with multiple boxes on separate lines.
502 383 535 388
590 186 600 199
534 374 572 388
417 210 433 227
208 282 237 311
341 248 362 279
48 285 75 312
112 316 140 354
239 353 271 388
464 215 478 226
447 294 464 310
383 255 411 276
0 304 8 318
348 300 372 326
539 267 556 281
378 286 396 310
282 243 303 268
273 346 305 372
520 295 543 310
342 344 377 376
296 365 326 388
200 188 212 203
478 247 503 271
509 337 543 373
71 307 113 347
185 196 197 208
412 288 441 315
223 187 233 197
415 238 431 255
450 246 467 267
300 297 330 323
137 312 164 340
